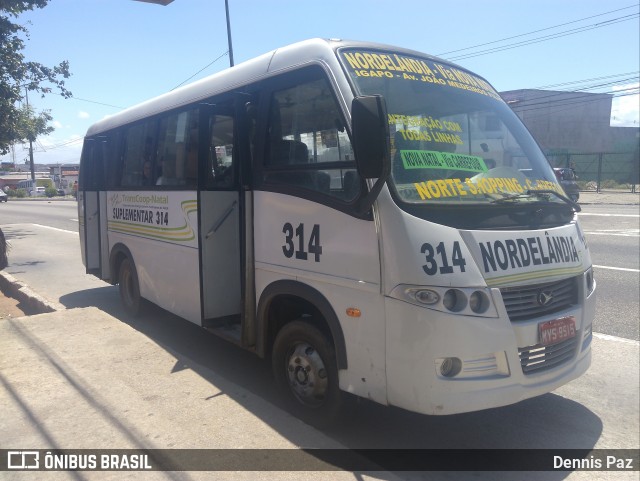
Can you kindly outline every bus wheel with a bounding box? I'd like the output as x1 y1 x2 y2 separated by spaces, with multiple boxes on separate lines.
272 320 343 427
119 257 142 317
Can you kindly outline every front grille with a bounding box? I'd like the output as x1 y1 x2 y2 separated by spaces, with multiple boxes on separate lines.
500 277 578 322
518 336 578 374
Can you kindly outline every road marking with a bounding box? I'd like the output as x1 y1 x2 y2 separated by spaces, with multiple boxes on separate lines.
31 223 77 234
593 265 640 273
584 230 639 237
594 332 640 346
578 213 639 217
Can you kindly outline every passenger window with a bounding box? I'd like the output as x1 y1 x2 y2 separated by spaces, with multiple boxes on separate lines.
156 109 199 187
205 103 235 189
120 120 157 187
264 75 360 202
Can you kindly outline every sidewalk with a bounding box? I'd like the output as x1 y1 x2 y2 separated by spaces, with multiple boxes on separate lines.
578 190 640 205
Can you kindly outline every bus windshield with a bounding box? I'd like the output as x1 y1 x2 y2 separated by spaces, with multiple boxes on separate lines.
340 48 566 207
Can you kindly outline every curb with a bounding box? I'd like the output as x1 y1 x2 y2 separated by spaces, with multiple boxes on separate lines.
0 271 64 314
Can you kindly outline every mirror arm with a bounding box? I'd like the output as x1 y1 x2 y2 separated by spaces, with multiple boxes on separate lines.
356 176 386 215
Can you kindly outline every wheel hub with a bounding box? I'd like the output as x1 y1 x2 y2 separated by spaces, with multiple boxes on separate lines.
286 342 328 407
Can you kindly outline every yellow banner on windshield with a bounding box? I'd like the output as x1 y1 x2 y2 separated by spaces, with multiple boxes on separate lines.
341 50 502 100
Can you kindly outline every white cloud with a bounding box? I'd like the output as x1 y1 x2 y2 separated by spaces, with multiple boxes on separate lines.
610 83 639 127
78 111 90 119
52 120 63 129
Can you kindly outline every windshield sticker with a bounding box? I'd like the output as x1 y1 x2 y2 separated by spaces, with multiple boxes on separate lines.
401 151 488 172
341 50 502 100
391 114 465 147
411 177 564 201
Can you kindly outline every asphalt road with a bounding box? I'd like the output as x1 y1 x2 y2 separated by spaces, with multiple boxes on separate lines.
577 205 640 341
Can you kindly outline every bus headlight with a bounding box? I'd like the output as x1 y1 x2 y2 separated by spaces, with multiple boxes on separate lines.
469 290 490 314
413 289 440 305
443 289 466 312
391 285 498 318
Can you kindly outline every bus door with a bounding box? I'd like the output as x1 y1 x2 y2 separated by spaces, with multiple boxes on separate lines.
199 101 244 334
80 137 107 277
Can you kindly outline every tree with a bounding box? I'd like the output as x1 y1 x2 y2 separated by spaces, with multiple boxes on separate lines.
0 0 72 155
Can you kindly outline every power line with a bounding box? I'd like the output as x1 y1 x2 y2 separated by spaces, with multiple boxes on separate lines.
504 76 639 107
446 13 639 61
534 71 639 90
513 92 640 125
170 50 229 91
507 89 639 119
437 4 639 57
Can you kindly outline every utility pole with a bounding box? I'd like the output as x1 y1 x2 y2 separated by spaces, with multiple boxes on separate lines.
135 0 235 67
24 88 35 182
225 0 234 67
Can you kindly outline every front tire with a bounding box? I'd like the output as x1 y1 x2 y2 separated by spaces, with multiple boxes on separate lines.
119 257 142 317
272 320 343 427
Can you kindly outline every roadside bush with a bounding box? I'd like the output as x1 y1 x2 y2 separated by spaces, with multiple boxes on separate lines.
0 228 8 270
45 187 58 197
15 189 27 198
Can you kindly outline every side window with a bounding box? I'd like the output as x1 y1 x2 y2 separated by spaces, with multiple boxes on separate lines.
121 120 157 187
205 102 235 189
264 73 360 202
157 108 199 187
80 135 112 190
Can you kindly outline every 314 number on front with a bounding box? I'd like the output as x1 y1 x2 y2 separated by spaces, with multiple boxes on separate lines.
421 241 466 275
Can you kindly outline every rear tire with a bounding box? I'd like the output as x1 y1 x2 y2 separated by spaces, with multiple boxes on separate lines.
272 319 343 428
119 257 142 317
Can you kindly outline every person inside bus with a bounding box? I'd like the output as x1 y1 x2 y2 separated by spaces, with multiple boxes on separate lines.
184 129 199 187
142 161 154 185
156 156 178 185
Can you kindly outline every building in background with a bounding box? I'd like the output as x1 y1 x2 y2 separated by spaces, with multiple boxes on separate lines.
501 89 639 188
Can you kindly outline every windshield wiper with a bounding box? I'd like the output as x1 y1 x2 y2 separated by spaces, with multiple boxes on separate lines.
491 189 581 212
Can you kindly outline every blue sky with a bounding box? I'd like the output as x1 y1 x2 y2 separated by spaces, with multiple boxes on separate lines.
3 0 639 166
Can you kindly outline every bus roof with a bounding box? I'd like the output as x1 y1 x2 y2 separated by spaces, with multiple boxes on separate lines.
84 38 455 137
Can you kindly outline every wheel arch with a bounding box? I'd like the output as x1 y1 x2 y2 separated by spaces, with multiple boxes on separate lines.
109 243 134 284
257 280 348 370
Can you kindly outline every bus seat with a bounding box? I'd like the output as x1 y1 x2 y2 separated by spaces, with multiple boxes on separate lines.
313 171 331 193
343 170 360 201
276 139 309 165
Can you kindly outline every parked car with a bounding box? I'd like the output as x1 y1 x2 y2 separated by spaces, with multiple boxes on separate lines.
554 167 580 202
0 190 7 203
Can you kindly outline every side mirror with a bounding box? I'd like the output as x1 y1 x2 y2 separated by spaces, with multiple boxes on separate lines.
351 95 391 214
352 95 391 179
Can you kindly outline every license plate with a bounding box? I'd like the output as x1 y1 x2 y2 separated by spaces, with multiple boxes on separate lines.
538 316 576 346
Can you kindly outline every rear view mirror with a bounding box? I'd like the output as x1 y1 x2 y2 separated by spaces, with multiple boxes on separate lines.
352 95 391 179
351 95 391 214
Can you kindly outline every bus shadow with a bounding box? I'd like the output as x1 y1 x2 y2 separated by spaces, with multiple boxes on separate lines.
60 287 603 478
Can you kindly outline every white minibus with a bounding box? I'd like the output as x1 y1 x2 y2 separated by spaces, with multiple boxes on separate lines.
79 38 595 425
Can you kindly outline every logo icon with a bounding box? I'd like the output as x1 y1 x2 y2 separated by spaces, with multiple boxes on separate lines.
537 290 554 306
7 451 39 469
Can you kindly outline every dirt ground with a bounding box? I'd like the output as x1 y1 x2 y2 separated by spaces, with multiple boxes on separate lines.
0 288 31 319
